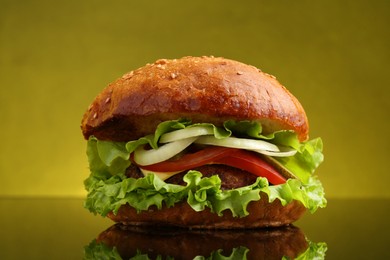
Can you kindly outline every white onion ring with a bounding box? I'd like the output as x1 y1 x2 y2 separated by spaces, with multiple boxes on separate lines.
253 148 297 157
195 136 280 152
133 137 196 166
159 126 214 143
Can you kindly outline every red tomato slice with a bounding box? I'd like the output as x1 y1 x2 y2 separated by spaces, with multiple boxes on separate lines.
133 146 286 185
135 146 237 172
214 150 286 185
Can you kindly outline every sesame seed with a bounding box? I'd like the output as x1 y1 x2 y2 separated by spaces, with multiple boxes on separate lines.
105 97 111 104
93 112 97 119
237 71 243 75
122 71 134 79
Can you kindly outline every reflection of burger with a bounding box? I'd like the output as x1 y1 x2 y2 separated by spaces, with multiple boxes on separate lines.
81 56 326 228
84 224 327 259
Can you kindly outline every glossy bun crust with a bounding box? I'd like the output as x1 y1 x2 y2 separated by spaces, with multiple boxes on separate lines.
81 56 309 142
107 193 306 229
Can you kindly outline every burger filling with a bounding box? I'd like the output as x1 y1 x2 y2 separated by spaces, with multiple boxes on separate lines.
127 162 260 190
84 119 326 217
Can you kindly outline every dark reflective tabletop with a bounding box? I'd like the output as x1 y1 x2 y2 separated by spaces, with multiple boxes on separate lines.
0 198 389 259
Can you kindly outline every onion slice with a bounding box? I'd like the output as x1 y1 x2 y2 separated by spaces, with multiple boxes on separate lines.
159 126 214 143
195 136 280 152
253 147 297 157
134 137 197 166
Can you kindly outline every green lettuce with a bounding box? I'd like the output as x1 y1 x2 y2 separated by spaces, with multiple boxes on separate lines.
85 170 325 217
275 138 324 183
84 119 326 217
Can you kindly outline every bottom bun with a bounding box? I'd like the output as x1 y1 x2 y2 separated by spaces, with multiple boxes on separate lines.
107 193 306 229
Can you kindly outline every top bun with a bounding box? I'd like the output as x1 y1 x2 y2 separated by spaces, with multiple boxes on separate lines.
81 56 308 142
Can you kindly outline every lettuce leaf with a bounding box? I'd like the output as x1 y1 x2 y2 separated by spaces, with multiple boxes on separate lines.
84 119 326 217
84 170 326 217
275 138 324 183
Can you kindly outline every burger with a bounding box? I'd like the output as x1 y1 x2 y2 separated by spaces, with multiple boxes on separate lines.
81 56 326 228
84 224 327 259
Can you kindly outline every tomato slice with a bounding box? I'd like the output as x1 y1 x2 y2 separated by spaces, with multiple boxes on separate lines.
214 150 286 185
132 146 286 185
134 146 237 172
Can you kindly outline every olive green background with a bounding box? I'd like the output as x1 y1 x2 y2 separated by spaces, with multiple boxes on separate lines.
1 0 389 198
